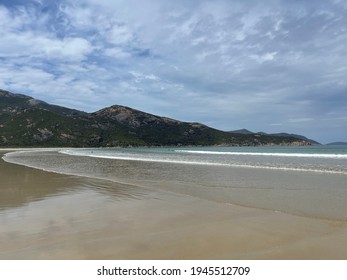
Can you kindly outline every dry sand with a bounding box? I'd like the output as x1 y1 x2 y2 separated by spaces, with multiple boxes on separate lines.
1 150 347 259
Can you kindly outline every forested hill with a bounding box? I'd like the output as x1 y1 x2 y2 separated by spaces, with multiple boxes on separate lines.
0 89 316 147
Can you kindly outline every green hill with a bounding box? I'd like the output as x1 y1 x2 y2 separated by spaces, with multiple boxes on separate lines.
229 128 319 145
0 89 316 147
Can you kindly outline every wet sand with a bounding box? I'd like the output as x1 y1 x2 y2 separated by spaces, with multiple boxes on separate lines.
1 150 347 259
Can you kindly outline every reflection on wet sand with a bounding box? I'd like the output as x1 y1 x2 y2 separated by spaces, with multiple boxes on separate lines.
0 155 146 211
2 151 347 259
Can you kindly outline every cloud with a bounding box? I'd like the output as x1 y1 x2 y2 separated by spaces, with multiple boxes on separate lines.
38 37 93 61
0 5 93 61
106 25 134 45
288 118 315 123
249 52 278 63
1 0 347 143
103 47 131 59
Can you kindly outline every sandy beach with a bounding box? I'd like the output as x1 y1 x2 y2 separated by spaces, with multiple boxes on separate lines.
1 149 347 259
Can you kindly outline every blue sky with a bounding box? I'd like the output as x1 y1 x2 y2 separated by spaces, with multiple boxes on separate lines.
1 0 346 143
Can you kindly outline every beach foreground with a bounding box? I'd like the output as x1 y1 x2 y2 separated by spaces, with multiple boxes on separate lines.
1 150 347 259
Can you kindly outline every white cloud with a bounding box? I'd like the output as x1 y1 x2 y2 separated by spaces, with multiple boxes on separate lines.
0 5 93 62
40 37 93 61
58 4 94 30
106 25 134 45
129 71 159 82
250 52 278 63
1 0 347 142
104 47 131 59
0 32 93 61
288 118 315 123
190 36 206 46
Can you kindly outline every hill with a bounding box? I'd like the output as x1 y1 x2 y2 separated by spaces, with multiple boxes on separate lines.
229 128 319 145
326 142 347 146
228 129 253 134
0 89 315 147
0 89 84 116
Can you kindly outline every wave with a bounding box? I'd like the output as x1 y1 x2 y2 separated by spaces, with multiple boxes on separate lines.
59 150 347 175
174 150 347 159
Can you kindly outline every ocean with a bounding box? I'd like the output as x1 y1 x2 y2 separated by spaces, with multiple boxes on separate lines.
61 145 347 174
3 145 347 220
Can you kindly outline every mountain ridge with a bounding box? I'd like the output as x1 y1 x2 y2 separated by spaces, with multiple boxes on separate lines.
0 89 317 147
0 89 85 116
326 142 347 146
229 129 319 145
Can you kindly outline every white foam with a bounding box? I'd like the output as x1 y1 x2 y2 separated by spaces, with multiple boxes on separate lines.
174 150 347 159
59 150 347 175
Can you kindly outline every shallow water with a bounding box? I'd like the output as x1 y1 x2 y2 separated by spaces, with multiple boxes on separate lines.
3 147 347 220
2 150 347 259
62 145 347 174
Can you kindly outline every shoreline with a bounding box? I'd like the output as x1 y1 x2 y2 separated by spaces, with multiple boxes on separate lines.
3 149 346 223
0 141 320 150
4 148 347 221
1 149 347 259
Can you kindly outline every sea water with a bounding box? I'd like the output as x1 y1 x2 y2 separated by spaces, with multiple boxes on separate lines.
3 145 347 220
60 145 347 174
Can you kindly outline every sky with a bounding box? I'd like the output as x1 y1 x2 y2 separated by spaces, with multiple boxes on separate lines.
0 0 346 143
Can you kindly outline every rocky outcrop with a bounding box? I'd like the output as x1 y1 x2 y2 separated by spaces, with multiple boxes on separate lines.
94 105 182 128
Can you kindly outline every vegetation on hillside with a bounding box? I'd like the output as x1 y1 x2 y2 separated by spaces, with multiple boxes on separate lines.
0 89 315 147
